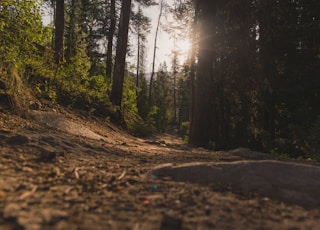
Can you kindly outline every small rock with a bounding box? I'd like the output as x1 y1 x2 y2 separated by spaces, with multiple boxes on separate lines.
0 80 6 89
7 135 30 145
0 190 7 198
40 209 68 224
29 100 41 110
0 93 11 109
36 150 57 162
160 214 182 230
4 203 22 218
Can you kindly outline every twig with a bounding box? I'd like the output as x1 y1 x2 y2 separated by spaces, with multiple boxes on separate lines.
117 170 126 180
19 185 37 200
74 167 81 179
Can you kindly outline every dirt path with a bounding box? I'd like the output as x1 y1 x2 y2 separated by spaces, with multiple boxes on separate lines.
1 109 320 230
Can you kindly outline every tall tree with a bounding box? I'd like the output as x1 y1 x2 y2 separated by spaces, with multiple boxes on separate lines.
152 63 171 131
54 0 64 63
148 0 164 102
64 0 91 80
80 0 108 77
131 5 151 90
189 1 217 147
106 0 116 80
188 1 199 139
65 0 78 61
171 47 179 124
110 0 132 107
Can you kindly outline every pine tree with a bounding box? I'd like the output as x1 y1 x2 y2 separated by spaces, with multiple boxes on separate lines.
131 4 151 90
110 0 132 108
54 0 64 63
106 0 116 80
189 1 217 147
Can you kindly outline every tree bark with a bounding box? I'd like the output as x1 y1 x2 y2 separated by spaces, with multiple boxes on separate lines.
106 0 116 80
54 0 64 64
148 0 163 102
136 33 140 89
257 1 277 140
110 0 132 107
188 2 199 138
189 2 216 147
172 49 178 124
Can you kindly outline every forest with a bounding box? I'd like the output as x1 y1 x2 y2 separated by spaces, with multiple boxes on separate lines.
0 0 319 159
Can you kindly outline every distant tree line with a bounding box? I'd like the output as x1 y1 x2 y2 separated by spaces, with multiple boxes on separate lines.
186 0 320 158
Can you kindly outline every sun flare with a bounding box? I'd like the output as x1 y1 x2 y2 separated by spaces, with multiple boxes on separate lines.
176 39 192 54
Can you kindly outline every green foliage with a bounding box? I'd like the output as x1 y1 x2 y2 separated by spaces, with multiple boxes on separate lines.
179 121 189 142
122 74 156 136
147 68 172 132
63 53 91 83
0 0 43 64
0 0 42 65
122 74 138 114
131 6 151 41
137 75 149 120
0 0 54 110
0 0 153 132
125 111 155 137
54 68 112 115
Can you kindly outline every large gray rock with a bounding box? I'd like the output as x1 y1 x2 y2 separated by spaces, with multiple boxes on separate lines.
152 160 320 208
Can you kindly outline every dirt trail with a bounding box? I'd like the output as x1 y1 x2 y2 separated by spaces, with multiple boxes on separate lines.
1 108 320 230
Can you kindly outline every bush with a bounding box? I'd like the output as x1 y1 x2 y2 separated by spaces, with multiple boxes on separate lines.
124 111 155 137
179 121 189 136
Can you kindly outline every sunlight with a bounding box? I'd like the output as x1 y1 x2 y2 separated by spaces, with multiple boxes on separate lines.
176 39 192 55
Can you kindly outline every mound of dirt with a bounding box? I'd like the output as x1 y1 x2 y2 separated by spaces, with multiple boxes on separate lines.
30 110 107 141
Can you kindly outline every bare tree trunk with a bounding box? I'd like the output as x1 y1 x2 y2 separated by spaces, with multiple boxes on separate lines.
110 0 132 107
136 33 140 89
173 71 177 123
106 0 116 80
54 0 64 64
172 48 178 124
188 1 199 139
135 5 141 91
189 2 216 147
148 0 163 102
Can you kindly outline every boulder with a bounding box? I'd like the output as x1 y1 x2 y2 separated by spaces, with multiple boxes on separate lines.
152 160 320 208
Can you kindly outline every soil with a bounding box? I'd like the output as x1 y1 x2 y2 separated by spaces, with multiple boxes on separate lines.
1 103 320 230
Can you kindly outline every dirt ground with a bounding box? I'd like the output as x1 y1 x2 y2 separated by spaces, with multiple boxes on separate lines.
1 105 320 230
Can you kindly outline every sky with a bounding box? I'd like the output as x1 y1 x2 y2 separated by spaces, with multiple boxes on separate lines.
139 1 191 72
42 0 191 73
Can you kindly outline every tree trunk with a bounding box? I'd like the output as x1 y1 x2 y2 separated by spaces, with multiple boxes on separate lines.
149 0 163 103
258 1 277 141
136 33 140 89
65 0 75 62
189 2 216 147
172 49 178 124
188 2 199 138
54 0 64 64
106 0 116 80
110 0 132 107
